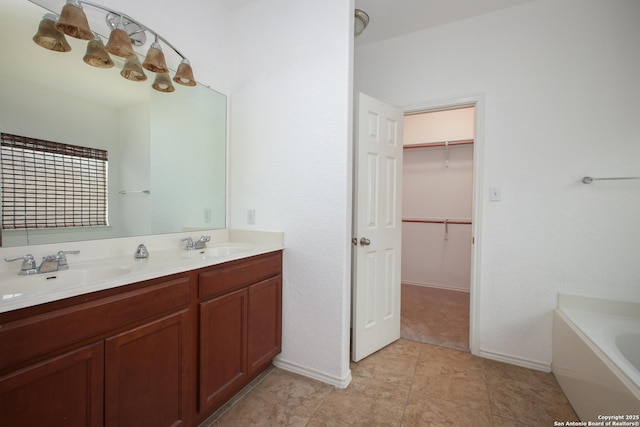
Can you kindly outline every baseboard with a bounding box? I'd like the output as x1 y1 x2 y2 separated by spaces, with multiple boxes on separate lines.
272 357 352 389
478 349 551 373
402 280 470 293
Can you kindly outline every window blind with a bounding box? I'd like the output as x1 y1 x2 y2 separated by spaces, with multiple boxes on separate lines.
1 132 108 230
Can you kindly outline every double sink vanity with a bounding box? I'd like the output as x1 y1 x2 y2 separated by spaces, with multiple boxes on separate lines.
0 1 279 425
0 229 284 426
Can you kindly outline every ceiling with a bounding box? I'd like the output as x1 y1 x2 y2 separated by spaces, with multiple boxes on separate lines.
355 0 534 45
220 0 537 45
354 0 537 45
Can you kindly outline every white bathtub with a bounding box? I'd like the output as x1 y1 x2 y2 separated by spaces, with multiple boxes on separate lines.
553 294 640 421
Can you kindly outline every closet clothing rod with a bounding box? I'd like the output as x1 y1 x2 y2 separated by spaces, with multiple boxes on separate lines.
403 139 474 149
402 219 472 225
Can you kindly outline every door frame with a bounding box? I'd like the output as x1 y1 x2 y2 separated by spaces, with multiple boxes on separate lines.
400 94 485 355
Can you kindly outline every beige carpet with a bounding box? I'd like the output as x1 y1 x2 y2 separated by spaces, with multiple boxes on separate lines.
401 283 470 352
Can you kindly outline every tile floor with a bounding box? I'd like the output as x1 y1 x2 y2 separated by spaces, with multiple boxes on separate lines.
401 284 470 351
200 339 579 426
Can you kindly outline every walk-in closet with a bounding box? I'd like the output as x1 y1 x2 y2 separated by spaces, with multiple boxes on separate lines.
401 106 474 352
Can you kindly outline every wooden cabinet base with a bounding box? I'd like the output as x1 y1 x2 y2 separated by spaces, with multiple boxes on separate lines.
105 310 190 427
0 343 104 427
199 288 248 412
0 251 282 427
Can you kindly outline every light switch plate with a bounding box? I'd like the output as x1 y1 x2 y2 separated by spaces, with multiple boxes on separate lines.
490 187 501 201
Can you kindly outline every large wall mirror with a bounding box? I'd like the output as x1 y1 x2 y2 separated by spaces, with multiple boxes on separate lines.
0 0 227 248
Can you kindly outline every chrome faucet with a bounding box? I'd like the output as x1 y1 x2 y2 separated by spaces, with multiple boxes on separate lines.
5 251 80 275
181 235 211 250
37 250 80 273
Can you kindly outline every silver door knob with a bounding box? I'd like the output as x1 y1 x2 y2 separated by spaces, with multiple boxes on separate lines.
359 237 371 246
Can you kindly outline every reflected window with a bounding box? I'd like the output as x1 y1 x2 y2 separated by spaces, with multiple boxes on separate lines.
1 132 108 230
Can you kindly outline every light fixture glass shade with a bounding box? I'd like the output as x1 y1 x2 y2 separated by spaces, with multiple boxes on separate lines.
33 14 71 52
105 27 136 58
142 42 169 74
152 73 175 93
173 59 196 86
54 1 93 40
120 56 147 82
83 36 114 68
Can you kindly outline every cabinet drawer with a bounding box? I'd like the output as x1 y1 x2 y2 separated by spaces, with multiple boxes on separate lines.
0 275 191 372
199 252 282 300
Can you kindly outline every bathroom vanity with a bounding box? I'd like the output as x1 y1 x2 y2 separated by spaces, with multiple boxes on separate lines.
0 233 283 426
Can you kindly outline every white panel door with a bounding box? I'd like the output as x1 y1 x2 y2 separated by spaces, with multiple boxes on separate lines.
352 93 403 362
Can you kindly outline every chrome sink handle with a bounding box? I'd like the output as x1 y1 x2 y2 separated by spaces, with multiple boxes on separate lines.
4 254 38 275
134 244 149 259
181 237 195 250
55 250 80 270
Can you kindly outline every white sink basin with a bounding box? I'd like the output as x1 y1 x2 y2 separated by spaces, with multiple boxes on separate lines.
181 244 251 260
0 266 132 296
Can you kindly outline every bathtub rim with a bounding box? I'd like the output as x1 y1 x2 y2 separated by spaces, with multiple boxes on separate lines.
558 293 640 320
555 293 640 400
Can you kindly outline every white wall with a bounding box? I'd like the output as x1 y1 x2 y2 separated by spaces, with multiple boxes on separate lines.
227 0 354 386
356 0 640 369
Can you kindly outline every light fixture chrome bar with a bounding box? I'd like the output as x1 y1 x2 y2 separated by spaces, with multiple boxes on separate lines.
582 176 640 184
79 0 188 60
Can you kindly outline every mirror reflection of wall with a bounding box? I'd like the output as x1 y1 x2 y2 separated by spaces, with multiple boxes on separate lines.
0 0 227 247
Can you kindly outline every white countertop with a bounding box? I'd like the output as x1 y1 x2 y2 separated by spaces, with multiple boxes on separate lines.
0 229 284 313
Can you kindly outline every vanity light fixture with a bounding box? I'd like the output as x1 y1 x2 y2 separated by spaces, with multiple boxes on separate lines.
33 13 71 52
152 73 175 93
121 55 147 82
55 0 93 40
83 33 114 68
173 58 196 86
32 0 197 93
104 19 136 58
142 36 169 74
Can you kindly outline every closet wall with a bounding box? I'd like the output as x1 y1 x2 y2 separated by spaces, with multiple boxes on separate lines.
402 107 474 292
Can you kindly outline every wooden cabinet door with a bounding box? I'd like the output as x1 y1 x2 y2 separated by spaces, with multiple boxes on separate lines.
105 310 190 427
199 288 248 411
0 342 104 427
248 276 282 376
